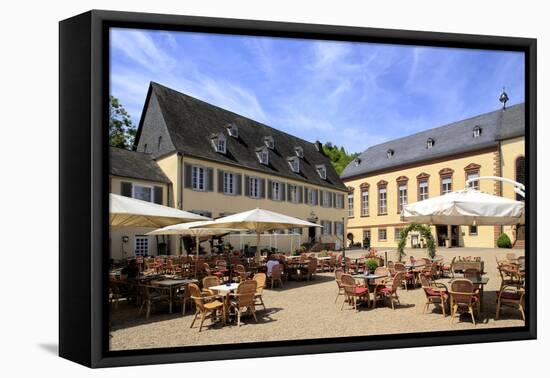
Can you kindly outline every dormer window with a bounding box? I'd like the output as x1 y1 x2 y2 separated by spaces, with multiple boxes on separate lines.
295 146 304 158
256 146 269 165
288 156 300 173
316 164 327 180
473 126 482 138
426 138 434 149
227 123 239 138
387 149 394 159
211 133 227 154
264 135 275 149
354 158 362 167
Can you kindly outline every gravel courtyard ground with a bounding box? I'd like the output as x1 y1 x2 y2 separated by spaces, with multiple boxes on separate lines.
110 247 525 351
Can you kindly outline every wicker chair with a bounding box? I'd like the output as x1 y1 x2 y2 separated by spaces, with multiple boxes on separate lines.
203 263 224 280
299 258 318 281
229 280 258 326
334 269 345 304
448 279 480 325
387 261 395 276
419 273 449 316
202 275 221 296
188 283 225 332
441 256 455 278
267 264 284 289
372 267 390 290
252 273 267 310
505 252 517 262
340 273 370 311
496 285 525 321
138 284 171 319
464 268 482 291
373 273 403 309
234 264 248 282
394 263 414 290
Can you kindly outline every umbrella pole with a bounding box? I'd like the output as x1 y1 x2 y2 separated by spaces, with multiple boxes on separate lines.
195 235 199 278
256 232 261 259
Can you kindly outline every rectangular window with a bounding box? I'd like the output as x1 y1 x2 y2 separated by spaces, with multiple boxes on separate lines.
134 236 149 256
378 187 387 215
223 172 235 195
321 220 331 235
307 188 314 205
467 172 480 190
133 184 153 202
361 190 369 216
363 229 371 241
347 194 354 217
378 228 387 241
217 138 226 153
335 221 344 236
249 177 260 198
272 181 281 200
419 181 428 201
191 165 206 191
441 177 452 194
469 225 478 235
398 185 407 212
394 228 403 241
322 191 330 207
336 194 344 209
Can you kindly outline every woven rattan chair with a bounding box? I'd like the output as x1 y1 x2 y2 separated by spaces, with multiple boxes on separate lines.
202 275 221 296
496 284 525 321
340 273 370 311
203 263 224 280
334 269 345 304
300 258 318 281
394 263 414 290
229 280 258 326
188 283 225 332
267 264 284 288
448 279 480 325
252 273 267 310
505 252 517 262
373 273 403 309
419 273 449 316
372 267 390 289
234 264 248 282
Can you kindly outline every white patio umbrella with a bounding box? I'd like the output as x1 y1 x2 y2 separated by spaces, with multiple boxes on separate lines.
401 188 525 226
146 220 244 276
193 208 322 257
110 193 210 228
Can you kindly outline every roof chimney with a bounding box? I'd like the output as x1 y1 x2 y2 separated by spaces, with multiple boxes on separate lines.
499 87 509 110
314 140 323 152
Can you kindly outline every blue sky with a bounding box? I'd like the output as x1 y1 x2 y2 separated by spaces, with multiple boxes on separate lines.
110 28 524 154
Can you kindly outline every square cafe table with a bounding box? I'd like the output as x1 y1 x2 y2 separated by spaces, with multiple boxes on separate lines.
209 283 240 321
151 279 198 314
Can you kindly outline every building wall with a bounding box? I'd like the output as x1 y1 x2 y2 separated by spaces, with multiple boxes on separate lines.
500 136 526 244
109 175 170 260
157 155 348 254
343 148 499 249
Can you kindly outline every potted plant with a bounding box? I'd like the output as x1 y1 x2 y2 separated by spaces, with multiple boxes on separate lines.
366 258 379 274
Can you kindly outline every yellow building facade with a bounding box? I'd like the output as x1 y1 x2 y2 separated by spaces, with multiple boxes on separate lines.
341 103 525 249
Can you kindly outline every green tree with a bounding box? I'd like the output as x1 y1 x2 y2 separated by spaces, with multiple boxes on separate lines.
322 142 359 175
109 96 136 149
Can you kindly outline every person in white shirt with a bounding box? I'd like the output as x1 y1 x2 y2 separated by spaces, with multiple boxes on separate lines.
266 255 280 278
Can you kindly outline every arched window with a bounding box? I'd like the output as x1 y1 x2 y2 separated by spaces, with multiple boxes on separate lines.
515 156 525 201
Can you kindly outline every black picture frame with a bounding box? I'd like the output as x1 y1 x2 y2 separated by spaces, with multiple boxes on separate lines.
59 9 537 368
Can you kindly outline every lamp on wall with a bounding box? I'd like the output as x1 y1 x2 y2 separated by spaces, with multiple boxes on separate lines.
121 235 129 258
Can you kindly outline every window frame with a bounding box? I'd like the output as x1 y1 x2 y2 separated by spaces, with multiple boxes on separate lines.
418 180 429 201
378 186 387 215
191 165 206 191
398 184 408 212
223 171 236 195
378 228 387 242
361 189 369 217
132 183 154 202
248 176 260 199
347 193 354 217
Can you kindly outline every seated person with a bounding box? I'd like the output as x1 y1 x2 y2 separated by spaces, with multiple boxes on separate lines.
266 254 280 278
121 259 139 281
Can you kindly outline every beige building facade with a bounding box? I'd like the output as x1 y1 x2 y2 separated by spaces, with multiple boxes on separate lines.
341 103 525 249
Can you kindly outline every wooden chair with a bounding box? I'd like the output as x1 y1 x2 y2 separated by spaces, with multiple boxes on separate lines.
334 269 345 304
229 280 258 326
448 279 480 325
340 273 370 311
373 273 403 309
138 284 170 319
496 285 525 321
188 283 225 332
419 273 449 316
267 264 284 289
252 273 267 310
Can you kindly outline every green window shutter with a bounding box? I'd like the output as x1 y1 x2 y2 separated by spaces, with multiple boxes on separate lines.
260 178 266 198
281 183 286 201
153 186 163 204
314 189 319 206
206 168 214 191
120 182 132 197
299 186 304 203
236 174 242 195
267 180 273 199
184 164 192 188
218 170 224 193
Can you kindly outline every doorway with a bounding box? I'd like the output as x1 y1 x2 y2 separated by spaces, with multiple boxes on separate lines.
308 226 316 243
436 225 459 247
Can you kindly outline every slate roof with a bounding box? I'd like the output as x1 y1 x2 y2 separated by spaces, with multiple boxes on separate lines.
341 103 525 179
135 82 346 191
110 147 171 183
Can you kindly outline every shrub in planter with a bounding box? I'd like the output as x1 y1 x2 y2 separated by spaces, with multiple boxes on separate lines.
497 233 513 249
366 258 379 273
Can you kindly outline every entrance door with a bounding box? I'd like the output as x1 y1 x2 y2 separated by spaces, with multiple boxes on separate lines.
436 225 448 247
308 226 316 243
